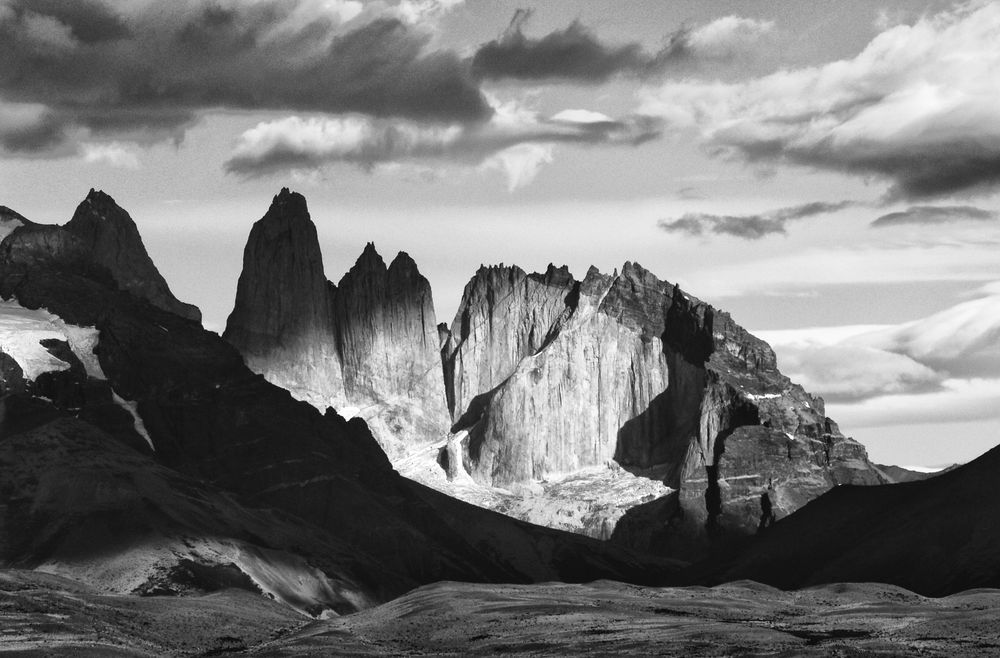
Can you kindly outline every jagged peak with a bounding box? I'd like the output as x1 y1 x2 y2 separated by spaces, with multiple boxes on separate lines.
388 250 420 275
79 188 123 214
341 242 387 279
265 187 309 218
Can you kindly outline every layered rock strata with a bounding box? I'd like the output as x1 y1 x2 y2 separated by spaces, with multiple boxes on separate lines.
224 189 449 460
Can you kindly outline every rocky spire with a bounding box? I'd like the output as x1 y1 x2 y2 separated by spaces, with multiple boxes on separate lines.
64 189 201 321
223 188 344 406
224 190 450 459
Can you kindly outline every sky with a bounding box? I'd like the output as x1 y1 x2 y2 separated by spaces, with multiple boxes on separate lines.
1 0 998 468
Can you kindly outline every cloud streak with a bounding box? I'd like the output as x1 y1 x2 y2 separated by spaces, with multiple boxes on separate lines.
471 10 772 83
224 102 661 188
871 205 997 228
639 2 1000 199
659 200 856 239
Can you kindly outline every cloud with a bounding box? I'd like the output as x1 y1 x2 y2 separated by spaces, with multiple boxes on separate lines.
80 141 140 169
470 10 772 82
759 280 1000 408
639 2 1000 199
659 200 856 239
0 100 66 152
480 143 554 191
0 0 488 155
859 284 1000 378
223 100 661 187
764 340 942 402
871 205 997 227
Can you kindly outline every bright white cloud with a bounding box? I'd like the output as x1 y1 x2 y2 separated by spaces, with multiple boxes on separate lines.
686 15 774 59
481 143 554 192
759 283 1000 429
859 283 1000 376
81 142 141 169
638 1 1000 199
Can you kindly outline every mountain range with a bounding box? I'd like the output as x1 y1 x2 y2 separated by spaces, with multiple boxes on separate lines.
1 188 998 654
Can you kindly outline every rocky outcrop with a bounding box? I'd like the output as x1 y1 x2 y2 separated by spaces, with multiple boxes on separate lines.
443 262 884 557
224 189 450 459
442 264 576 421
63 190 200 322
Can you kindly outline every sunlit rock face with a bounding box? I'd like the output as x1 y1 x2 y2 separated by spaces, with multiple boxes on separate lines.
333 244 451 459
224 189 882 556
443 261 884 556
224 189 449 460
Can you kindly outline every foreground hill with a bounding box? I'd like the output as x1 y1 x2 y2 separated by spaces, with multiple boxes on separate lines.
6 570 998 656
690 441 1000 595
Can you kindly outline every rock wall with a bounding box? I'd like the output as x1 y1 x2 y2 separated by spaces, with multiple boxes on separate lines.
443 261 885 555
223 189 344 407
333 244 450 457
224 189 449 459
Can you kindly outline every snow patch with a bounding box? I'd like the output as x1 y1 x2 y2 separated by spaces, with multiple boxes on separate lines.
112 392 154 451
0 299 105 380
0 216 23 242
746 392 782 400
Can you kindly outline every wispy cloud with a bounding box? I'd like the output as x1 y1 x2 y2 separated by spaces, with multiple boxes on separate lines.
639 2 1000 199
224 101 660 188
659 200 856 239
471 10 773 83
871 205 997 228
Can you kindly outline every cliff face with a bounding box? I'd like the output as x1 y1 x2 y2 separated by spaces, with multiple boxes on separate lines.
63 190 201 322
443 261 884 556
221 189 882 558
224 189 449 460
223 189 344 407
334 245 450 456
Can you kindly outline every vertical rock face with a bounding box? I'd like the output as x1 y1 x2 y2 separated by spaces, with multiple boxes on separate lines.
442 264 576 422
224 190 449 459
223 189 344 406
63 190 201 322
333 244 450 457
444 261 884 556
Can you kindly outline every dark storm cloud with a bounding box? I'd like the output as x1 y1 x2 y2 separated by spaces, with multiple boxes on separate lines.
763 143 1000 202
470 10 772 83
871 205 998 228
0 110 65 152
659 201 856 240
471 9 685 82
0 0 490 153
